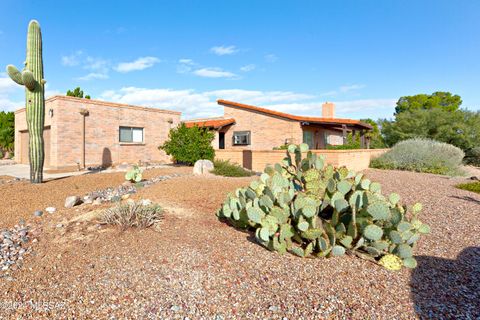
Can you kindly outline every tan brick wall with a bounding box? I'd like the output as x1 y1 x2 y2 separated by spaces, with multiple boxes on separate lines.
215 148 389 172
15 96 181 169
223 105 303 150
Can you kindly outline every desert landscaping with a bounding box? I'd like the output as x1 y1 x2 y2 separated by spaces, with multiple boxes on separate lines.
0 162 478 318
1 3 480 319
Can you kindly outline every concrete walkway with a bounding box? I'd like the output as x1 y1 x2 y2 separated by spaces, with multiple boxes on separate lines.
0 164 88 180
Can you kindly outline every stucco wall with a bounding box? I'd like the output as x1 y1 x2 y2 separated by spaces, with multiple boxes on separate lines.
215 148 389 172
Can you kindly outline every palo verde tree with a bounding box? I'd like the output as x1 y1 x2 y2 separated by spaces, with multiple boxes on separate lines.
6 20 46 183
67 87 91 99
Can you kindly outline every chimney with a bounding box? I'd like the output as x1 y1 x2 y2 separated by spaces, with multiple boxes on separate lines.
322 102 335 118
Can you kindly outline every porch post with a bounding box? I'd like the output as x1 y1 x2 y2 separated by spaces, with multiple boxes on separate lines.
360 130 365 149
342 124 347 145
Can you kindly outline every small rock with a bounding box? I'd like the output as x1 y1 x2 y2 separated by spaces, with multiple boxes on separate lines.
93 198 103 205
34 210 43 217
141 199 152 206
45 207 56 214
121 194 130 200
170 305 181 312
83 196 93 204
65 196 82 208
269 305 280 312
56 223 64 229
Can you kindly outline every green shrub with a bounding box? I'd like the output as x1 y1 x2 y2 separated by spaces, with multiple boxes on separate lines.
273 144 289 150
464 147 480 167
455 181 480 194
100 201 163 230
159 123 215 166
370 138 465 175
125 165 143 182
212 160 255 177
217 144 429 270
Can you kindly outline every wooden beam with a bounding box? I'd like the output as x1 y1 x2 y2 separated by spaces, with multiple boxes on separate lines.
342 124 347 144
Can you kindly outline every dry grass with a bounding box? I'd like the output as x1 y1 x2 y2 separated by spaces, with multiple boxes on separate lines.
100 201 163 230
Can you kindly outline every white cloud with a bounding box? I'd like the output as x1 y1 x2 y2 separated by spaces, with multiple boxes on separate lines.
179 59 195 65
77 73 109 81
193 68 237 78
114 56 161 73
240 64 256 72
319 84 366 97
265 54 278 63
339 84 366 93
0 75 23 111
99 86 395 119
61 51 83 66
210 45 238 56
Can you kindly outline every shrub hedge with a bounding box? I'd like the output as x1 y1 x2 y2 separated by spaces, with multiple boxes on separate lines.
212 159 255 177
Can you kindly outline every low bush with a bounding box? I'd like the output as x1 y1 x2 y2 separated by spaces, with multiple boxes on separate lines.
212 159 255 177
370 138 464 175
464 147 480 167
100 201 163 230
159 124 215 166
455 181 480 194
217 144 429 270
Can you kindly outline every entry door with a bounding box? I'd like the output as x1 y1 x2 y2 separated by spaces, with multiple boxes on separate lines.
303 131 314 149
219 132 225 149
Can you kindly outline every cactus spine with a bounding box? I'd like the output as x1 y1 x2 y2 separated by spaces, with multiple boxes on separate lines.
6 20 46 183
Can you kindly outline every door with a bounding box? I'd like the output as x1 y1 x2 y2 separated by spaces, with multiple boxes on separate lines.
20 127 50 167
303 130 314 149
219 132 225 149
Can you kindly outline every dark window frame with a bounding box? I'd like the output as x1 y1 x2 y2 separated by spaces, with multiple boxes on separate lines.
119 126 144 143
233 131 251 145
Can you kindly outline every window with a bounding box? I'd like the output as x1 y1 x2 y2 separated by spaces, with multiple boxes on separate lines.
119 126 144 143
233 131 251 145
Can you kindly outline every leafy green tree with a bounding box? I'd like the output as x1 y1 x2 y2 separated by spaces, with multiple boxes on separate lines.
159 123 215 165
66 87 91 99
395 91 461 115
381 108 480 150
0 111 15 153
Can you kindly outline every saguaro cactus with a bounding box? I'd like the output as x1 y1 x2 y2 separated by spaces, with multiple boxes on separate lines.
6 20 46 183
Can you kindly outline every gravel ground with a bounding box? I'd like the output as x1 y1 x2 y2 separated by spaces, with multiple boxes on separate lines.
0 168 478 319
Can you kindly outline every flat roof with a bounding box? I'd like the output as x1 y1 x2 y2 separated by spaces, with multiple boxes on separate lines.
15 95 181 115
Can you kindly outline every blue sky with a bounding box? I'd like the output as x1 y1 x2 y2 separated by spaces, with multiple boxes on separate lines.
1 0 479 119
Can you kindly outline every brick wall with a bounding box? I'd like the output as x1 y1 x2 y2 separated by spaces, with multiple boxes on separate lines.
223 105 303 150
15 96 181 169
215 148 389 172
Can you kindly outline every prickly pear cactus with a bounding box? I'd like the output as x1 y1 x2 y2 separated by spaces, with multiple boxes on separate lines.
217 144 429 270
6 20 46 183
125 165 143 183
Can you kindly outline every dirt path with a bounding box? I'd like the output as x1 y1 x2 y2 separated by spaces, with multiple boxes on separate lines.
0 168 478 319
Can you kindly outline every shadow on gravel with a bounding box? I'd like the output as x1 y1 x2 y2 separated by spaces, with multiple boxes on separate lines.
450 195 480 205
410 247 480 319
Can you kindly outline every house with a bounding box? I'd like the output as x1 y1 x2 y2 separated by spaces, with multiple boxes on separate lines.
184 99 372 150
14 95 181 170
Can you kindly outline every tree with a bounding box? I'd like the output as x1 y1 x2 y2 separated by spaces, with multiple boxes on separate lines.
66 87 91 99
159 124 215 165
381 108 480 150
395 91 461 115
361 118 386 149
0 111 15 154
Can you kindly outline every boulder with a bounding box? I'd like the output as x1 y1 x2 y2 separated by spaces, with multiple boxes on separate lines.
193 160 214 175
65 196 82 208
